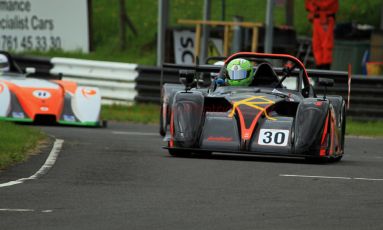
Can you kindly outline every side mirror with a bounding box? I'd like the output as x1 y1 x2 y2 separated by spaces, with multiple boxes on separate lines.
179 70 195 90
318 78 334 87
318 78 334 100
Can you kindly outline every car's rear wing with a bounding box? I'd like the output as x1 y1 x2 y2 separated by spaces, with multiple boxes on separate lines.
305 68 351 109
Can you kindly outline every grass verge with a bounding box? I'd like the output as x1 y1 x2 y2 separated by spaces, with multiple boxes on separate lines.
102 103 160 124
0 122 46 170
346 119 383 137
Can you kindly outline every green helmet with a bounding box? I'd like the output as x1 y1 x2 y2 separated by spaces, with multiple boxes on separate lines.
226 58 254 86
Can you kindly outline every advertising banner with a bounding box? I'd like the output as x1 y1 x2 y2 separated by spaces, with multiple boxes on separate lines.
0 0 90 52
173 29 223 64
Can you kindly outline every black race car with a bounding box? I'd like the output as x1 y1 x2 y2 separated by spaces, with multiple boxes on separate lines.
160 52 348 162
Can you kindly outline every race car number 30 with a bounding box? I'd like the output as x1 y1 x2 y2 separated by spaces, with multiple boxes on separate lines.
258 129 289 146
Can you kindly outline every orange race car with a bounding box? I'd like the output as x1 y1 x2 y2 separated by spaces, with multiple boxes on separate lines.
0 51 103 127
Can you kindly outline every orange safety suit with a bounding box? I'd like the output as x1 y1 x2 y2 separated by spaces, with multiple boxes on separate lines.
305 0 338 68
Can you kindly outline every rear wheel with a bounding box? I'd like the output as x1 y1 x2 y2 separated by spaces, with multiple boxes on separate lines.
329 155 343 162
305 156 325 164
340 105 346 154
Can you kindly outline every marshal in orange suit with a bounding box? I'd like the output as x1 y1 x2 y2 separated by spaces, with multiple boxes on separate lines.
305 0 338 69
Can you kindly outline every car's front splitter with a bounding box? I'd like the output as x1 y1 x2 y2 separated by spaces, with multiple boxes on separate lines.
164 146 323 159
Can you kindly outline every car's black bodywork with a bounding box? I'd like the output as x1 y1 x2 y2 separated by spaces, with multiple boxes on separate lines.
160 52 348 161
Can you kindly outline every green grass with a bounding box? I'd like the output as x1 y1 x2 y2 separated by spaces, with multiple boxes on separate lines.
102 103 160 124
0 122 46 170
346 119 383 137
19 0 382 64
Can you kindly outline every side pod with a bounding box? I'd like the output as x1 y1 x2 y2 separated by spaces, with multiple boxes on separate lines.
0 82 11 117
200 112 240 151
172 91 204 148
71 87 101 123
294 99 329 155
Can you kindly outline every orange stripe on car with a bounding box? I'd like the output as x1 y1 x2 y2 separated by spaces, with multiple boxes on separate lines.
320 113 330 157
53 80 77 95
235 104 275 141
169 111 174 148
82 88 97 98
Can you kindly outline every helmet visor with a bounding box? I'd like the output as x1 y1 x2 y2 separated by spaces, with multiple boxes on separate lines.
228 69 249 80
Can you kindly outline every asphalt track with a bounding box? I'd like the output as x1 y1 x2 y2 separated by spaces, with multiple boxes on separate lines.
1 122 383 230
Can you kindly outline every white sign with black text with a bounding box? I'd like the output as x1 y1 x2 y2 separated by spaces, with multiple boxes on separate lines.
0 0 89 52
173 30 223 64
173 30 195 65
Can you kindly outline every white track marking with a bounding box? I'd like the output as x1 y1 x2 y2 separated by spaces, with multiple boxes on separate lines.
0 209 53 213
112 131 158 136
41 209 53 213
280 174 383 181
354 178 383 181
0 209 34 212
0 139 64 188
27 139 64 180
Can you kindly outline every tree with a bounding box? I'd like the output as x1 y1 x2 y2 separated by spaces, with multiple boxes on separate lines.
119 0 137 50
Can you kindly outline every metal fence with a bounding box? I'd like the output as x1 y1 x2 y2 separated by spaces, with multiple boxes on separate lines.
50 58 138 104
14 56 138 104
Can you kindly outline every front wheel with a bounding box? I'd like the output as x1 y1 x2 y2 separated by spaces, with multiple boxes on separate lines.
168 149 192 157
194 151 212 158
159 104 166 136
329 155 343 162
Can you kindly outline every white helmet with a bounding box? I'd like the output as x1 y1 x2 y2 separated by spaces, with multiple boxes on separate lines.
0 54 10 72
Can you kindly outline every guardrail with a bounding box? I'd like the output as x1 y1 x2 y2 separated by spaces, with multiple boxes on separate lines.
14 56 138 104
135 66 179 103
13 55 383 120
50 58 138 104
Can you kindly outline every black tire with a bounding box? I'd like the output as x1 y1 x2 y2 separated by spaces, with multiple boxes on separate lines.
168 149 191 157
194 151 212 158
340 105 346 154
159 104 166 136
329 155 343 162
305 156 325 164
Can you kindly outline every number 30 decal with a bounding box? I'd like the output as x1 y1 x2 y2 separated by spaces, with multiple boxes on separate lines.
258 129 289 146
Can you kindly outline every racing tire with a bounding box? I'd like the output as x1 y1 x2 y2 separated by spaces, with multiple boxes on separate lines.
168 149 192 157
159 104 166 136
328 155 343 163
340 105 346 154
194 151 213 158
304 156 326 164
102 120 108 128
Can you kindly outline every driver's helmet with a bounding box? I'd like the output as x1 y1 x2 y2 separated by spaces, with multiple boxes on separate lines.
0 54 10 72
226 58 254 86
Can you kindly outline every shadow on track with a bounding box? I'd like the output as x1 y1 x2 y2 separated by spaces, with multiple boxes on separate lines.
165 152 344 165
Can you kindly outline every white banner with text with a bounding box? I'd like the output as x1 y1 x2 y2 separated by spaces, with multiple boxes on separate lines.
0 0 89 52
